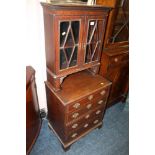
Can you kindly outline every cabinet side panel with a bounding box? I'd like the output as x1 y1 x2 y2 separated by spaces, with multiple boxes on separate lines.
99 52 109 76
43 12 55 73
45 83 66 141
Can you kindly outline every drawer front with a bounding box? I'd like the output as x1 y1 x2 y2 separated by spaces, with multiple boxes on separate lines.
66 105 105 132
67 98 88 113
66 87 110 123
67 114 103 141
109 53 129 65
67 86 110 113
91 88 109 107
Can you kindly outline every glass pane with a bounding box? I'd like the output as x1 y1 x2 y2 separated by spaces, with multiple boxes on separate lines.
91 27 99 43
85 19 103 63
109 0 129 43
71 21 79 44
92 45 99 61
60 49 67 69
60 22 69 47
70 46 78 67
65 31 74 47
87 20 97 43
65 47 72 61
59 20 80 70
85 45 91 63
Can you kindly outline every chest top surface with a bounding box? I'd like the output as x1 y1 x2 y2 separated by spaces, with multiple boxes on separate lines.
46 70 111 104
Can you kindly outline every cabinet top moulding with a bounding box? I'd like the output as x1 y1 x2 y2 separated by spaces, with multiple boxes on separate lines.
41 2 111 13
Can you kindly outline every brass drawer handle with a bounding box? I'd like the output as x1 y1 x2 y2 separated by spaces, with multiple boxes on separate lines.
96 110 101 115
72 123 78 129
73 103 80 109
98 100 103 105
85 114 90 119
84 123 89 128
100 90 106 96
86 103 92 109
93 120 99 124
88 95 93 100
72 113 79 118
71 133 78 138
114 58 118 62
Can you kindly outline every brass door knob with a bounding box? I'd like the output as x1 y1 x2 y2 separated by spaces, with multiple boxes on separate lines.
83 43 86 49
114 58 118 62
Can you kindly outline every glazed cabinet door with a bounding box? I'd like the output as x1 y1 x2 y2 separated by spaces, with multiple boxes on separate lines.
83 16 107 67
54 16 84 74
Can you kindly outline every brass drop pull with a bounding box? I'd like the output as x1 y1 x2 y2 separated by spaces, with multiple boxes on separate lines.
73 103 80 109
100 90 106 96
86 104 92 109
93 120 99 124
71 133 78 138
72 113 79 118
88 95 93 100
85 114 90 119
72 123 78 129
114 58 118 62
84 123 89 128
96 110 101 115
98 100 103 105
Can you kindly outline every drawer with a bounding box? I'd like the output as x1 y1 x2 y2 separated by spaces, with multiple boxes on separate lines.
93 98 107 109
67 87 110 113
66 87 109 123
91 89 109 106
109 53 129 65
67 114 103 141
121 53 129 61
66 106 105 132
67 101 96 122
67 98 89 113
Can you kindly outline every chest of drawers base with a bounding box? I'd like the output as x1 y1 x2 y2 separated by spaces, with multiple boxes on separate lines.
48 121 102 149
45 70 111 150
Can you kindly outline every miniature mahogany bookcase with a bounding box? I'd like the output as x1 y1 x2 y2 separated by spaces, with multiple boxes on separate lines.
41 1 112 150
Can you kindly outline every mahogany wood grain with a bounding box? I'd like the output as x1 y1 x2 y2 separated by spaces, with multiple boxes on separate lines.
96 0 129 48
99 46 129 107
45 70 111 149
26 66 42 155
41 2 111 91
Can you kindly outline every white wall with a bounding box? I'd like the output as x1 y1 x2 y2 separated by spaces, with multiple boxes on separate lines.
26 0 47 110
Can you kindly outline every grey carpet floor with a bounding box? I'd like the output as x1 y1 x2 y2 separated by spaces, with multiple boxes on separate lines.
30 102 129 155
